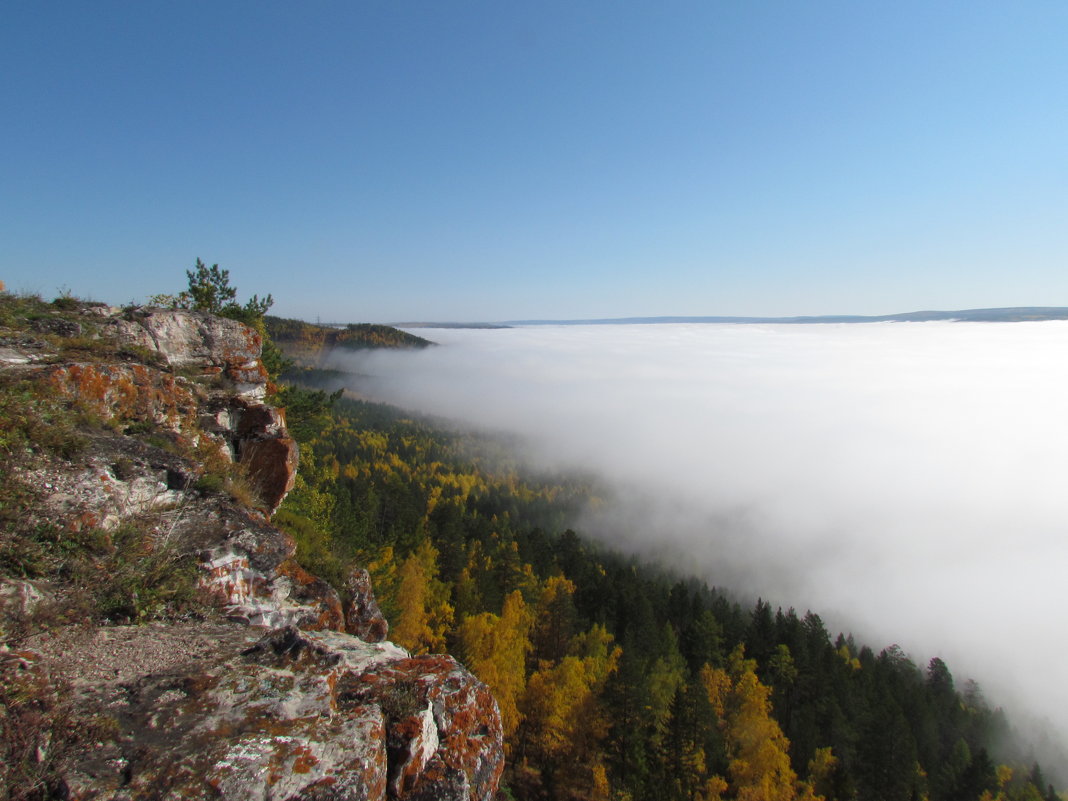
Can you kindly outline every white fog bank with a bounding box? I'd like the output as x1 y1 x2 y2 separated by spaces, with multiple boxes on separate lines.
346 322 1068 742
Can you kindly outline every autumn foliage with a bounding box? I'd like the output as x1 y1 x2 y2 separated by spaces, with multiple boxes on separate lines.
273 382 1063 801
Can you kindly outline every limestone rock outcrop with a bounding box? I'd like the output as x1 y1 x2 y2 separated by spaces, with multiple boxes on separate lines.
23 306 300 515
192 498 346 631
106 307 267 397
2 306 311 621
46 627 500 801
42 362 200 433
1 300 505 800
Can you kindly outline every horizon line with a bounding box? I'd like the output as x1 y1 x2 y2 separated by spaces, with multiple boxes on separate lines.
386 306 1068 329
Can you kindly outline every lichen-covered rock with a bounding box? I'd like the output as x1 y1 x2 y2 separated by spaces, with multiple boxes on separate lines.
197 551 344 631
272 559 346 631
42 362 199 433
54 626 503 801
193 396 299 513
31 306 299 515
345 568 389 643
23 432 194 533
108 308 264 396
337 651 505 801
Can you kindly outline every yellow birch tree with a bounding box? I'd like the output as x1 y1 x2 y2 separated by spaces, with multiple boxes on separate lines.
390 539 453 654
454 590 533 742
700 645 823 801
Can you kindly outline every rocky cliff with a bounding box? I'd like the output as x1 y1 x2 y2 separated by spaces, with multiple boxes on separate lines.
0 300 503 800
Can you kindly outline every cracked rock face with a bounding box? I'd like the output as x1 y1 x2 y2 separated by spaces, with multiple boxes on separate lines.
184 498 345 632
59 627 503 801
28 443 187 533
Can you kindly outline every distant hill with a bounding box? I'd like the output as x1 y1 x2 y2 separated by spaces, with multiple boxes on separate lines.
505 307 1068 325
265 317 434 395
265 316 433 366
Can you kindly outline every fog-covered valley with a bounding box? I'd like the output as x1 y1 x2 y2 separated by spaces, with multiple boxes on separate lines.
339 321 1068 750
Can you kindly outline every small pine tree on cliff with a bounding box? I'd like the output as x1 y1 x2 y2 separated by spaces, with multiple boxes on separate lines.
151 259 287 380
149 258 273 320
185 259 237 313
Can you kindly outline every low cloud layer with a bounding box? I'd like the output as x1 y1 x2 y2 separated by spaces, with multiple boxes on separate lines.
345 321 1068 743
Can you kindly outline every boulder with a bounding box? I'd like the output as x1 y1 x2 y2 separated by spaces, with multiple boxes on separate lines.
197 397 299 512
55 627 503 801
108 308 267 400
110 308 259 368
336 648 505 801
273 559 347 631
23 432 195 533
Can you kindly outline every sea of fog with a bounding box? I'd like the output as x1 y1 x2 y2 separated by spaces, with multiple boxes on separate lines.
341 321 1068 746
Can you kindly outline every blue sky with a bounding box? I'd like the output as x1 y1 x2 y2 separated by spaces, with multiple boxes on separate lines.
2 2 1066 322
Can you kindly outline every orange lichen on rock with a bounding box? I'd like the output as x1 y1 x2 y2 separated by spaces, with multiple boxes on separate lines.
44 362 197 431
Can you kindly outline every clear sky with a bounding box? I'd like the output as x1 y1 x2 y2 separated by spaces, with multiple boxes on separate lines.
2 2 1066 323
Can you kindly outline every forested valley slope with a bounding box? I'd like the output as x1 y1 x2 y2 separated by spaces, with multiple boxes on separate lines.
267 314 1066 801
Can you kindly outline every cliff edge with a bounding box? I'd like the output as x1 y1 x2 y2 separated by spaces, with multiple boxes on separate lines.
0 298 503 800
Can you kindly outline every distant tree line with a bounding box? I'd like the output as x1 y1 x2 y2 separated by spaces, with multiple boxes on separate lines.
265 316 433 352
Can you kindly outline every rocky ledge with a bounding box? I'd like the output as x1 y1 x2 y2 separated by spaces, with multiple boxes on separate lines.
13 626 502 800
0 303 503 800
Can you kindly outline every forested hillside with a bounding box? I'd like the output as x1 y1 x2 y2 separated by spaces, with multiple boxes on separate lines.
274 368 1064 801
265 315 432 361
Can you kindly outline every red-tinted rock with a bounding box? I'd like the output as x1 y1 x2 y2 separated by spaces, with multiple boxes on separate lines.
234 399 287 438
276 559 346 631
197 529 344 631
225 358 269 388
240 434 299 513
